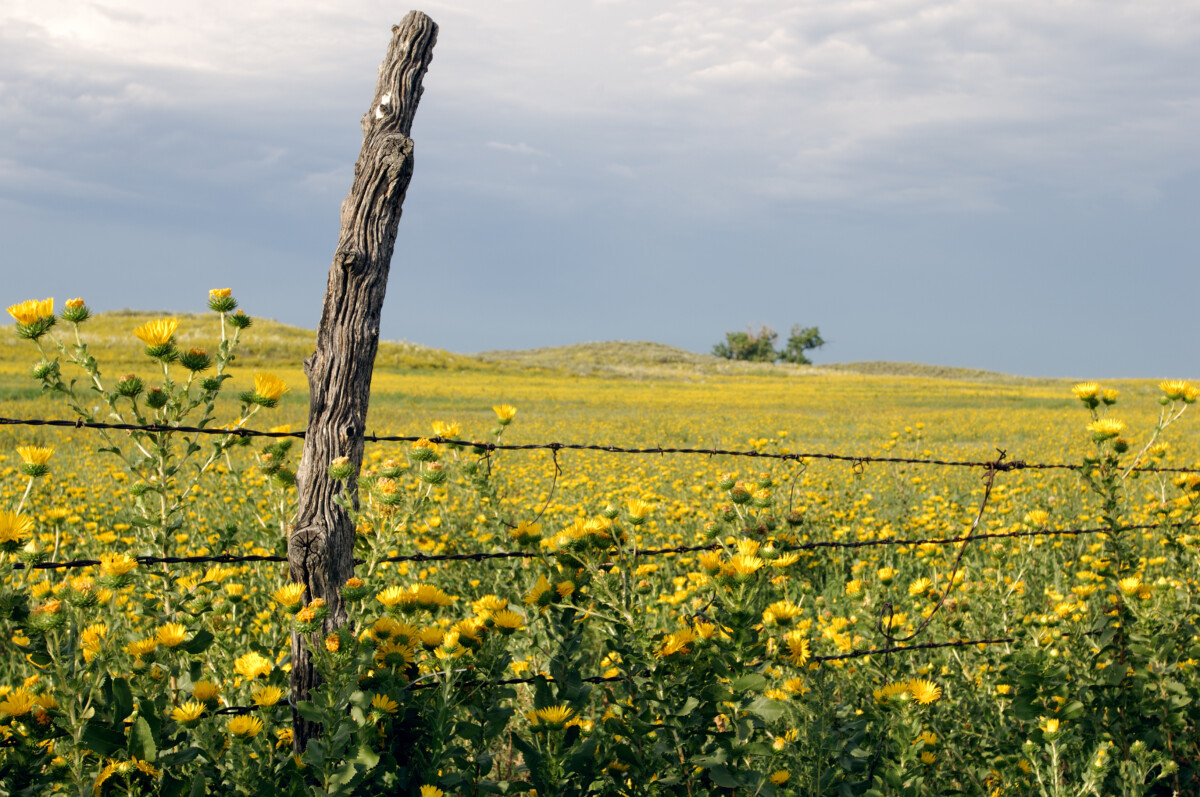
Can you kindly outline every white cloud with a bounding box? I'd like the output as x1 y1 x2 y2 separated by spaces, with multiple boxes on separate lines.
1 0 1198 214
485 141 547 157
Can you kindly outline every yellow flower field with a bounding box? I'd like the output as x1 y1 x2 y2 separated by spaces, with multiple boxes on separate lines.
1 299 1199 795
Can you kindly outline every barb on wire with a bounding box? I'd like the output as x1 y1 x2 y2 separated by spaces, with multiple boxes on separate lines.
13 415 1200 474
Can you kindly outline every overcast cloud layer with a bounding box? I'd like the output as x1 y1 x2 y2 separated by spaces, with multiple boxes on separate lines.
2 0 1198 377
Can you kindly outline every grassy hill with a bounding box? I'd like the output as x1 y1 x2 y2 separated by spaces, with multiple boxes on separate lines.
0 310 488 374
474 341 819 379
2 312 1040 383
814 360 1036 383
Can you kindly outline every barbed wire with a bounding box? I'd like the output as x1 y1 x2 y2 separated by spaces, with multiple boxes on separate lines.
7 415 1200 474
14 519 1181 573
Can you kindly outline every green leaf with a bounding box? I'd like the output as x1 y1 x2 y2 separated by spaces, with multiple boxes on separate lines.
188 774 207 797
1060 700 1085 720
355 743 381 771
731 673 767 692
296 701 325 723
158 747 203 767
708 765 741 788
746 697 786 722
159 773 189 797
80 721 124 755
128 716 156 762
305 739 328 770
695 749 730 767
181 629 215 655
111 678 134 722
1012 694 1038 722
140 698 164 740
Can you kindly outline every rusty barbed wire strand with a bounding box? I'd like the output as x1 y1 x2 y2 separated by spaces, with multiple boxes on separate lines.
14 519 1181 572
7 415 1200 474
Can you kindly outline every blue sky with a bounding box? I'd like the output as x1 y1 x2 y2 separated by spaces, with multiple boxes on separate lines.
2 1 1198 377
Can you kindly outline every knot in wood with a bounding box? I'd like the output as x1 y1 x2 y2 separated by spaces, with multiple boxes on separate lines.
288 525 327 577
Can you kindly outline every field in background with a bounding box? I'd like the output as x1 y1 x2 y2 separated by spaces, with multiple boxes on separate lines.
3 311 1199 795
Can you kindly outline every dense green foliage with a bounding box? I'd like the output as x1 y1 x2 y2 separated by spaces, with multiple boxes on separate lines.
712 325 826 365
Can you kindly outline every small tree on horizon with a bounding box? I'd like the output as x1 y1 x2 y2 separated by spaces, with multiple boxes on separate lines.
780 324 825 365
711 325 779 362
712 323 825 364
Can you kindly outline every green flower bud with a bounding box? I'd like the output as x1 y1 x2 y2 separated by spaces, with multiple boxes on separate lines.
178 347 213 373
420 463 447 485
328 456 354 480
17 317 56 341
145 387 169 409
31 360 59 380
208 289 238 314
61 299 90 324
116 374 144 398
227 310 252 329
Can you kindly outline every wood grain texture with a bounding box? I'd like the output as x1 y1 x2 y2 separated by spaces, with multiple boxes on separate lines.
289 10 437 751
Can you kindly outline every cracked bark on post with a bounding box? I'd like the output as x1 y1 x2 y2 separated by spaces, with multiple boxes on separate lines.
289 10 437 753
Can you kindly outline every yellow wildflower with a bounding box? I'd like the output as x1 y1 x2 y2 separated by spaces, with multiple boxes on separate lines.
909 679 942 705
156 623 188 648
192 681 221 702
272 582 306 609
1071 382 1100 401
491 610 525 635
528 705 575 730
659 628 698 657
16 446 53 467
228 715 264 738
1087 418 1125 441
251 686 284 707
7 298 54 325
252 373 289 402
0 511 34 546
0 689 36 717
1118 576 1141 596
782 631 810 666
98 553 137 577
233 652 273 680
133 318 179 347
1160 380 1198 403
125 639 157 658
171 701 207 724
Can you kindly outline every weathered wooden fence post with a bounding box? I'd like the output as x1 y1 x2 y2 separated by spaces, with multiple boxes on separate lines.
290 11 437 751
